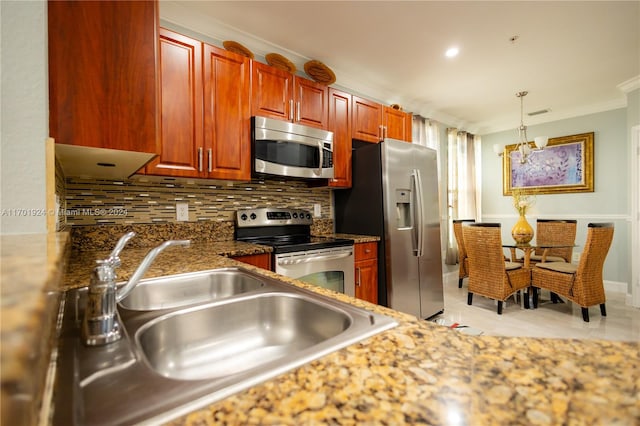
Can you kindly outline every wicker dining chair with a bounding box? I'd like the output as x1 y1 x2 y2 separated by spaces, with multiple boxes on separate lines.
531 223 614 322
462 223 531 314
453 219 475 288
531 219 577 263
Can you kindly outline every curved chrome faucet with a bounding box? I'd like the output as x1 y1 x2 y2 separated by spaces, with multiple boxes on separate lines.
82 232 190 346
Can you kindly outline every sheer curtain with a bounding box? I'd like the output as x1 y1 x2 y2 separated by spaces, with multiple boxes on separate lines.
445 128 482 264
413 115 449 262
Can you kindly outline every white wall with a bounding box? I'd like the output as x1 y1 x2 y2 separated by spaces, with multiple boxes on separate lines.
481 108 630 289
0 0 48 234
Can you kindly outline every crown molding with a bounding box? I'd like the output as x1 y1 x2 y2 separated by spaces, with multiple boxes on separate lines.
617 75 640 94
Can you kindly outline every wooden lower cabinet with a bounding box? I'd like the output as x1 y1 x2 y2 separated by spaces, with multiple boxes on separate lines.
231 253 272 270
354 242 378 304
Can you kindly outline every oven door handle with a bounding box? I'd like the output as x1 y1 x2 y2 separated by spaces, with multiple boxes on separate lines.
277 251 352 266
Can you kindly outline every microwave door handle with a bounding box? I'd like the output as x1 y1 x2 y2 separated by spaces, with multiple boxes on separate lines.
316 141 323 176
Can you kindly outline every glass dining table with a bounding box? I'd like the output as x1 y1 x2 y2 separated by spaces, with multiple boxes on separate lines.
502 242 576 268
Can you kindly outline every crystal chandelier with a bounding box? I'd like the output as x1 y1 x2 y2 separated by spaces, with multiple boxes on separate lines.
494 91 548 164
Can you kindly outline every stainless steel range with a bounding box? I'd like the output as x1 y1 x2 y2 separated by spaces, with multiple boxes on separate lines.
235 208 355 296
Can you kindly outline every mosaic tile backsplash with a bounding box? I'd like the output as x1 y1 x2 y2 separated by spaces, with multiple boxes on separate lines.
62 175 333 227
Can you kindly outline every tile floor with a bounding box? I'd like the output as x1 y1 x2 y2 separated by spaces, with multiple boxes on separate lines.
434 270 640 342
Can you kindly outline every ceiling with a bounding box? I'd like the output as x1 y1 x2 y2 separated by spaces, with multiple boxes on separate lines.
160 1 639 134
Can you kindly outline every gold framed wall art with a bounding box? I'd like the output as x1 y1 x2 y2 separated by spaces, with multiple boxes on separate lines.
503 132 594 195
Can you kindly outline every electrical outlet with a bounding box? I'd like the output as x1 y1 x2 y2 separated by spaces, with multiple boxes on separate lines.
313 203 321 218
176 203 189 222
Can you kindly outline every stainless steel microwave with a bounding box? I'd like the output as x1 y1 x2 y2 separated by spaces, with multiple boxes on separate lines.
252 116 334 179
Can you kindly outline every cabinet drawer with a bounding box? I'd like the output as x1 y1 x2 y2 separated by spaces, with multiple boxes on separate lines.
355 242 377 261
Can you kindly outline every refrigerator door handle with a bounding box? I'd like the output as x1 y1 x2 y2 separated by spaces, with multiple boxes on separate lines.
411 169 425 257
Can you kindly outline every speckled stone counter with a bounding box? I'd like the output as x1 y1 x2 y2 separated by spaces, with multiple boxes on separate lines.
4 233 639 426
64 243 639 425
62 240 272 290
1 232 70 426
331 233 380 244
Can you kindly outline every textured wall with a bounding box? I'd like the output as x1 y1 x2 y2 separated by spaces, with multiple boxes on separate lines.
0 1 48 234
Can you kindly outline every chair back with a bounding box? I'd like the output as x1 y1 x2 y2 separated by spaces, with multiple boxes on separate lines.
453 219 475 264
462 223 506 294
535 219 577 262
574 223 614 306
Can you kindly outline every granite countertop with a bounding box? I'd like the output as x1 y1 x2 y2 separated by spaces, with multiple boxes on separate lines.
1 232 71 425
331 233 380 244
62 240 273 291
3 234 638 425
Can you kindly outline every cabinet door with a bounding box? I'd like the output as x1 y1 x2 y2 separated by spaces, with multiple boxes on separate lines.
384 107 412 142
352 96 383 143
355 258 378 304
328 88 352 188
231 253 272 270
48 0 158 153
294 77 328 129
251 62 292 121
355 242 378 304
203 44 251 181
146 28 203 177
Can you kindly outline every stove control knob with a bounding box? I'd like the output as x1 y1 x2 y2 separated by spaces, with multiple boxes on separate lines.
292 212 298 218
240 213 248 221
306 213 311 219
250 213 257 220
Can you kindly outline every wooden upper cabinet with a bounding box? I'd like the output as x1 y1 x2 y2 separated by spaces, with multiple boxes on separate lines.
384 106 412 142
352 96 413 143
146 29 251 181
146 28 202 177
203 44 251 181
352 96 383 143
251 63 292 121
252 62 328 129
48 0 159 153
294 77 328 129
328 88 352 188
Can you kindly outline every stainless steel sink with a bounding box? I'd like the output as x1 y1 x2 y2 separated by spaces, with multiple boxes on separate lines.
53 267 397 425
118 268 266 310
137 293 352 380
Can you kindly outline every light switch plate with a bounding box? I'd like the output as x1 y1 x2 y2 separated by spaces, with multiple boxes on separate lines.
176 203 189 221
313 203 321 217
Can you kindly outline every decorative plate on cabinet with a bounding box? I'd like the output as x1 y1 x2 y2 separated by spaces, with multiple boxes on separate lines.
303 60 336 85
222 40 254 59
265 53 296 73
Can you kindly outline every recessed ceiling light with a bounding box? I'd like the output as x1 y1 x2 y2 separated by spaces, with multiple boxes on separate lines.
445 47 459 58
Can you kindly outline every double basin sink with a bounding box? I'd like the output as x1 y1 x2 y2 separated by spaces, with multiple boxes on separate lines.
54 267 397 425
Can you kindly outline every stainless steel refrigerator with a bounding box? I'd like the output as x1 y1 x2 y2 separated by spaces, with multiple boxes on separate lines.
334 138 444 319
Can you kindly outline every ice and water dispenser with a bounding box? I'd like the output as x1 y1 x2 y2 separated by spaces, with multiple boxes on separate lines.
395 189 412 229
